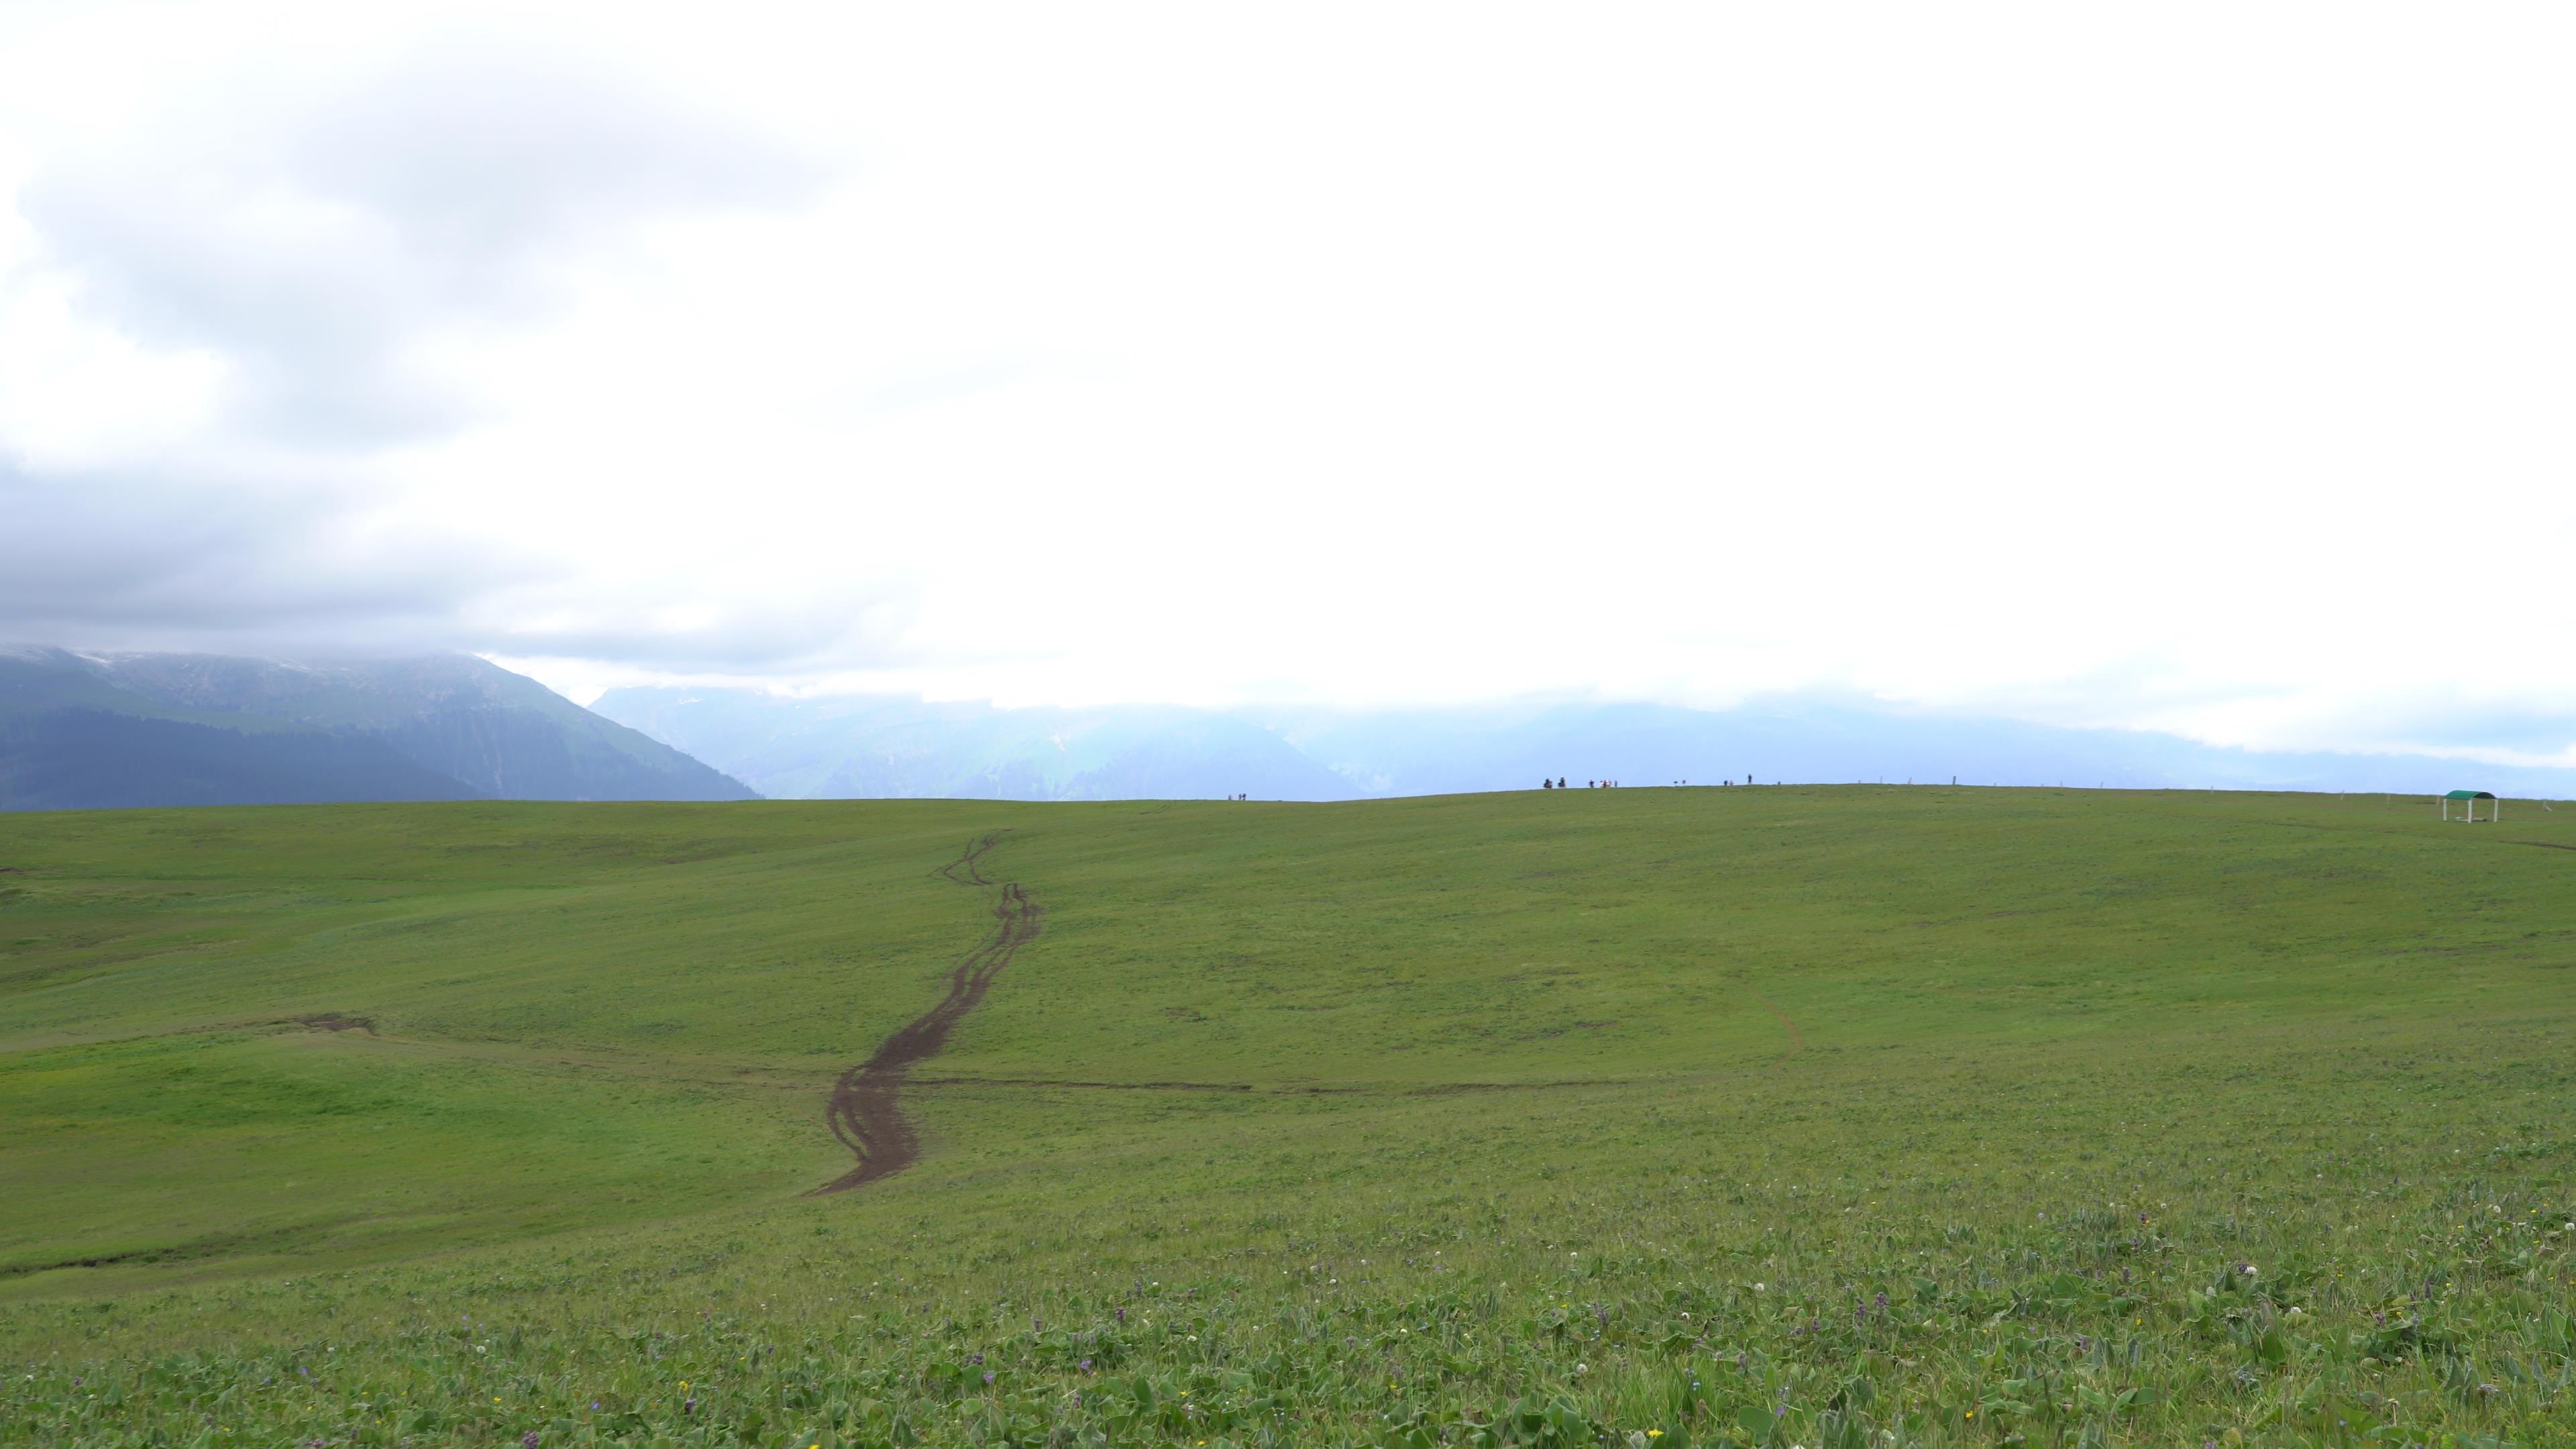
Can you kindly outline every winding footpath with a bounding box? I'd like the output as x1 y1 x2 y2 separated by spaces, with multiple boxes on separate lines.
812 835 1042 1193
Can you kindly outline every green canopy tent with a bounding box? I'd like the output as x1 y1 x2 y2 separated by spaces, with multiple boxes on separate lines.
2442 789 2498 823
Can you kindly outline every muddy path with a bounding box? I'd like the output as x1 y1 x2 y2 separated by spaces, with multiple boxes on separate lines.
812 834 1041 1193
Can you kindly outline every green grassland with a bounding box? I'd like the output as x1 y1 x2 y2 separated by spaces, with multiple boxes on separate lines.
3 786 2574 1446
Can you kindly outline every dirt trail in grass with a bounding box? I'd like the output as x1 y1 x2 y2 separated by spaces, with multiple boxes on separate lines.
813 834 1042 1193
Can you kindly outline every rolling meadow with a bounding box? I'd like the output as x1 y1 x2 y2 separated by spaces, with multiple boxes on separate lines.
3 786 2574 1446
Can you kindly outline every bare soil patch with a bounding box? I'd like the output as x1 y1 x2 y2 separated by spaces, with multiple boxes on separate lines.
813 835 1041 1193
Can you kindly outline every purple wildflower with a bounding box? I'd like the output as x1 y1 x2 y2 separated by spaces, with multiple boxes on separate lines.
982 1371 995 1386
523 1433 541 1449
1079 1358 1093 1373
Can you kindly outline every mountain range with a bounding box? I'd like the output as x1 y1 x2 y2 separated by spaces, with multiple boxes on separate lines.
8 643 2565 812
591 686 2576 802
1 647 753 810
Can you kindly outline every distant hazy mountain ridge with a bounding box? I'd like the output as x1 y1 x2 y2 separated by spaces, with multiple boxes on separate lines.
13 645 2562 811
592 686 2576 803
1 647 754 810
596 690 1352 802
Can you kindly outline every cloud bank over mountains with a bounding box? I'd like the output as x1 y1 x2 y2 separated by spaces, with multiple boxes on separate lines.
1 2 2569 769
0 8 865 668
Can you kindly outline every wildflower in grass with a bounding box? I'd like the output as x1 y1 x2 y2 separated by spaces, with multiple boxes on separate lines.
523 1434 540 1449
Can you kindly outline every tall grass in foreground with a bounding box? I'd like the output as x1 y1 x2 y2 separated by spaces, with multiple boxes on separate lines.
11 1016 2574 1447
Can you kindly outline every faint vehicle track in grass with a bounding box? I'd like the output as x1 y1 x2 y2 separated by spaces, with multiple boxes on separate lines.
813 834 1041 1193
906 1075 1639 1095
1752 992 1805 1054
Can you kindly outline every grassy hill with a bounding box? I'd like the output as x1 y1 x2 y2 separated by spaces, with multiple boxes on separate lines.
3 788 2573 1444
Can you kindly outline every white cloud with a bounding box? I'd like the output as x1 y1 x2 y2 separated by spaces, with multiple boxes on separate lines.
2 1 2571 759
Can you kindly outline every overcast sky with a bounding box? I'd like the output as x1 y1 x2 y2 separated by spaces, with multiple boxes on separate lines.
2 2 2569 763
